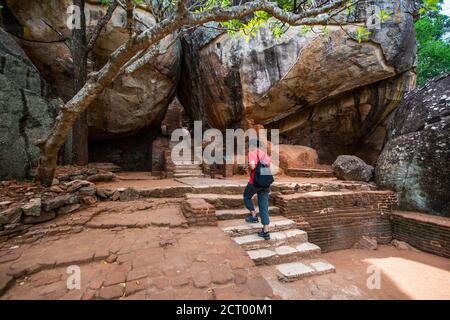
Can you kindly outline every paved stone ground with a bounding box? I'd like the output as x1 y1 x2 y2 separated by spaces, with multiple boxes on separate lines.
0 201 274 300
2 198 448 300
175 178 248 187
96 173 338 190
259 246 450 300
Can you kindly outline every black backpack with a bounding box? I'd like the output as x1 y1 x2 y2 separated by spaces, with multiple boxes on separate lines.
253 153 274 188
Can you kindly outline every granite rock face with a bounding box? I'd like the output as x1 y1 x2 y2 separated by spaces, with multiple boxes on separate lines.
0 27 61 180
376 74 450 217
278 145 319 171
3 0 181 139
332 155 374 182
179 0 417 163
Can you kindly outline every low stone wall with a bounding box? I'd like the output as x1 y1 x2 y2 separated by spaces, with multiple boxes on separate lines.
0 180 100 240
163 150 175 178
390 211 450 258
285 168 334 178
181 198 217 226
274 191 398 252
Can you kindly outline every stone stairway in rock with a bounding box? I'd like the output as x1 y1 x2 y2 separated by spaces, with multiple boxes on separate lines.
169 140 205 178
186 193 336 282
174 163 204 178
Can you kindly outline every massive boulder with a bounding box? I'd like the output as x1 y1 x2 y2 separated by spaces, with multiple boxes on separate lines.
332 155 374 182
278 145 319 170
0 27 62 179
2 0 181 139
179 0 417 163
376 74 450 217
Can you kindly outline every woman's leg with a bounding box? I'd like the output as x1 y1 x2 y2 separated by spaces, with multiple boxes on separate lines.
257 189 270 232
243 183 257 216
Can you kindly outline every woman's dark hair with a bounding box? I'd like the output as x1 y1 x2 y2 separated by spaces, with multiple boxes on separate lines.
249 138 265 149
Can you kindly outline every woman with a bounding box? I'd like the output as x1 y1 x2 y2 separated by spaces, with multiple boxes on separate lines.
243 139 271 240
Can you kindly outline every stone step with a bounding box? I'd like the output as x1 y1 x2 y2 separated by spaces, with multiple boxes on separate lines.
174 169 203 174
232 229 308 251
216 207 281 221
186 193 250 209
220 217 294 236
174 165 202 170
285 168 334 178
275 190 396 214
174 173 205 178
276 259 336 282
88 162 121 172
247 242 321 266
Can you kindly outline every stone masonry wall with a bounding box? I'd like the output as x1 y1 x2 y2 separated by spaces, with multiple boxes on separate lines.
274 191 398 252
390 211 450 258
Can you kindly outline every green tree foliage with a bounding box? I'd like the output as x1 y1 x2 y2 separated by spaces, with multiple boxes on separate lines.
415 0 450 85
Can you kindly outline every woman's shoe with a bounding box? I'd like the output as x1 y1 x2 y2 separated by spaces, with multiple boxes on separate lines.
257 230 271 240
245 216 259 223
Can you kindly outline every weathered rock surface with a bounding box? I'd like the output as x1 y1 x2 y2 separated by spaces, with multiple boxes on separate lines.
278 145 319 170
22 198 42 216
275 72 416 163
391 239 419 252
376 74 450 217
353 236 378 250
0 28 61 180
0 206 22 225
3 0 181 139
332 155 374 182
179 0 417 163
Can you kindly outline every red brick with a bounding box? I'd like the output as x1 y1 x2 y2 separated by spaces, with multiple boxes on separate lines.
233 269 248 285
211 265 234 285
125 280 147 296
148 289 175 300
192 272 211 288
170 275 190 287
98 285 124 299
246 277 273 297
81 288 97 300
30 271 62 287
89 280 104 290
150 277 169 290
127 270 148 282
214 285 238 300
104 272 126 286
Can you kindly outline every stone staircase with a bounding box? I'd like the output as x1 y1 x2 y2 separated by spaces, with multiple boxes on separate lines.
168 139 205 178
174 163 204 178
186 192 336 282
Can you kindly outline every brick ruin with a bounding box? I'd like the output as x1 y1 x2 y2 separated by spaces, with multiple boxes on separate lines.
273 191 398 252
390 212 450 258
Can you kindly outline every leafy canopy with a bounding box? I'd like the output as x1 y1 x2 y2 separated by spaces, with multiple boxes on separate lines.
416 0 450 85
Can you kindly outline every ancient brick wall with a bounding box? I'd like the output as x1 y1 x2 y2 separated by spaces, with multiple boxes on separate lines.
163 150 175 178
390 211 450 258
152 137 170 174
285 168 334 178
275 191 398 252
181 198 217 227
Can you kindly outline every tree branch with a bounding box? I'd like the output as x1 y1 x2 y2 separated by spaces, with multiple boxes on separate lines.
36 0 358 185
123 45 160 74
117 0 151 29
125 0 135 36
187 0 347 26
87 0 118 51
177 0 189 17
122 30 183 75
